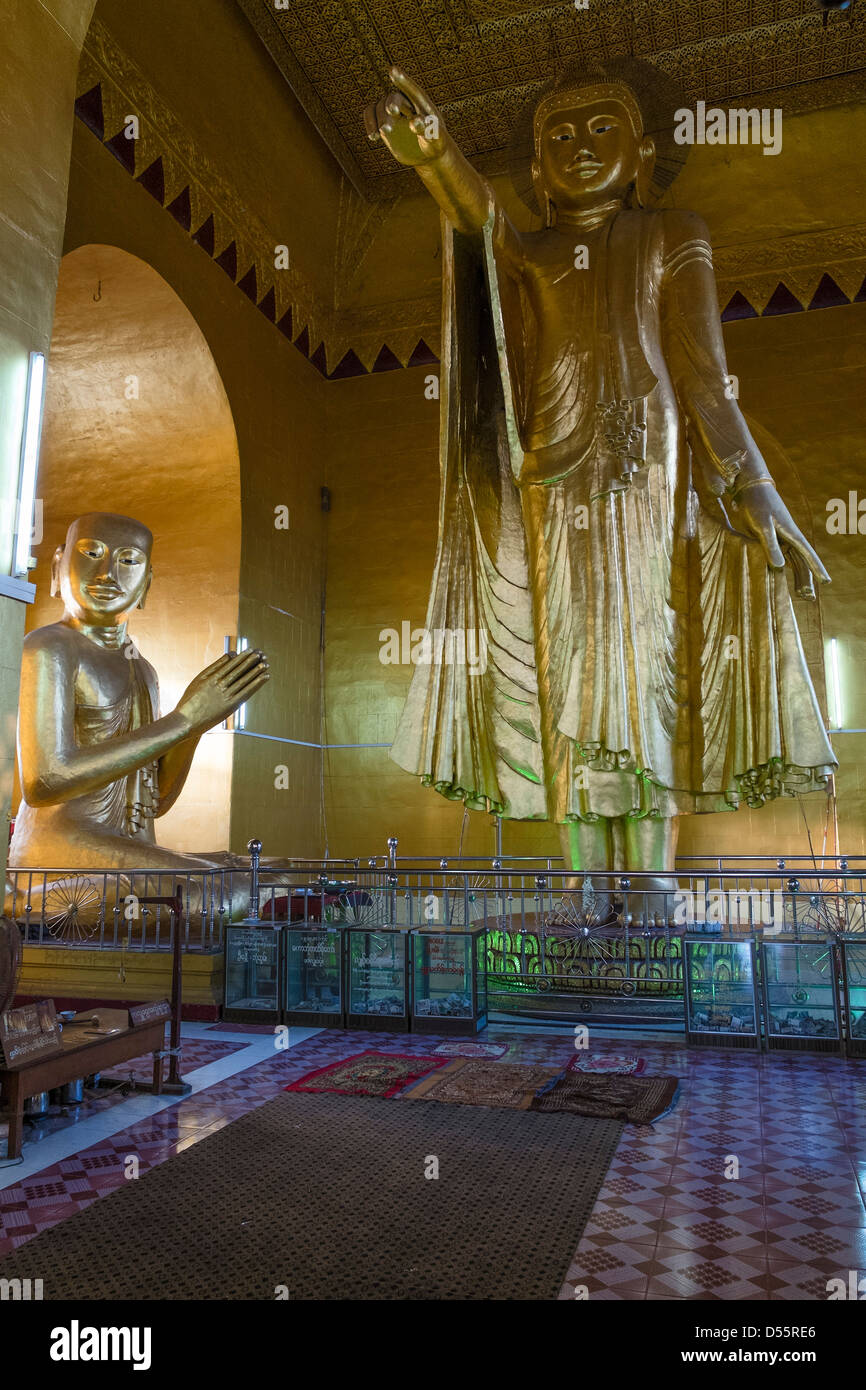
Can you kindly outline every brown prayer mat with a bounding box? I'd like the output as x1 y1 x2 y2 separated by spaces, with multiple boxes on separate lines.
404 1057 562 1109
531 1071 679 1125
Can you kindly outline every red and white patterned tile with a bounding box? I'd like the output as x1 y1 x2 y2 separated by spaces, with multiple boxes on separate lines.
2 1023 865 1300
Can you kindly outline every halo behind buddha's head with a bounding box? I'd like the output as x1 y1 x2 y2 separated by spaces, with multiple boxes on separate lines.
509 55 688 215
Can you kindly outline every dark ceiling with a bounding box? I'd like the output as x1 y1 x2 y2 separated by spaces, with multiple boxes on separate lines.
237 0 866 198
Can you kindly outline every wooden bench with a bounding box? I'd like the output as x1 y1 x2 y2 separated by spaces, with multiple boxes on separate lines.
0 1017 166 1161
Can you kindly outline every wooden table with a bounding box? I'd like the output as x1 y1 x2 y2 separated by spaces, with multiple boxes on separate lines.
0 1017 166 1161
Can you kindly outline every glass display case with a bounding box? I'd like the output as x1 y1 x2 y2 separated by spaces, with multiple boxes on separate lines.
684 938 760 1049
223 923 281 1023
411 925 488 1034
841 940 866 1058
761 940 842 1053
283 924 343 1027
345 927 410 1031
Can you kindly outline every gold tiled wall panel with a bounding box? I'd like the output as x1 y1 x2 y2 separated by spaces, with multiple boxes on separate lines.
230 589 323 857
92 0 343 308
724 302 866 858
17 945 222 1009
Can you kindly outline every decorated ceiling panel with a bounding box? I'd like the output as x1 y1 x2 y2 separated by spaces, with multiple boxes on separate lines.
74 5 866 379
236 0 866 198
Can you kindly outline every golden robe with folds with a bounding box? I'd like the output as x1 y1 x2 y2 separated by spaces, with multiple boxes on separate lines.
390 206 836 822
10 656 160 864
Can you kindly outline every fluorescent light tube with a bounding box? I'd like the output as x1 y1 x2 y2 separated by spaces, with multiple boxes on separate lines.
14 351 46 577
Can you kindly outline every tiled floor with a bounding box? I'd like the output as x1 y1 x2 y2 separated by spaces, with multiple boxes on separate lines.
2 1022 864 1300
0 1037 249 1151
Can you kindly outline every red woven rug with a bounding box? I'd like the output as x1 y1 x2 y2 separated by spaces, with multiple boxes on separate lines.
284 1050 449 1099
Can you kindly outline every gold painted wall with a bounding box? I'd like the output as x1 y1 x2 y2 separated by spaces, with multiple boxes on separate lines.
17 944 222 1009
724 302 866 858
46 0 349 860
0 0 98 876
60 144 326 858
16 242 242 853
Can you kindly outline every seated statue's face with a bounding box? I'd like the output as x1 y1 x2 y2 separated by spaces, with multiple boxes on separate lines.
58 514 152 625
537 95 641 211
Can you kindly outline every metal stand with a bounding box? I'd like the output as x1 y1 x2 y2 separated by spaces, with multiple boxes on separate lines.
136 885 191 1095
247 837 262 921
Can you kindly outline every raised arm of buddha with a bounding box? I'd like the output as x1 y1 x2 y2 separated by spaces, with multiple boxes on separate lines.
365 66 524 263
18 632 267 809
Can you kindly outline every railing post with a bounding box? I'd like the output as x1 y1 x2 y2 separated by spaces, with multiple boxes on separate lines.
166 883 186 1090
248 837 262 921
387 836 398 925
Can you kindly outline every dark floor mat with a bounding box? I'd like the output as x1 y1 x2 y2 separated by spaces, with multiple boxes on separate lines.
0 1091 623 1300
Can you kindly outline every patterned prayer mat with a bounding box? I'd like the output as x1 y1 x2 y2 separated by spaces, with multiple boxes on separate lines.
568 1054 646 1076
532 1071 679 1125
404 1057 562 1109
0 1092 624 1299
433 1041 508 1059
284 1050 447 1099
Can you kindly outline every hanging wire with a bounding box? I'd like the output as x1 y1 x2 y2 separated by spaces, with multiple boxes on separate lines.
319 556 329 860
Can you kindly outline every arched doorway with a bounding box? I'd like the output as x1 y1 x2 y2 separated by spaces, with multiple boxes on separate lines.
20 243 242 853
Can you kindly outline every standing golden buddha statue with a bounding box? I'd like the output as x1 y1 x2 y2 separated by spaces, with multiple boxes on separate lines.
366 59 835 877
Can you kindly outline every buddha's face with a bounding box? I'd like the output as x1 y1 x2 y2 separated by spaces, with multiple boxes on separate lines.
535 95 642 212
56 514 153 625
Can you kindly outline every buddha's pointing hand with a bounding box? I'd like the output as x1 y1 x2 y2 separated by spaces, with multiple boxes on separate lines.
175 650 269 734
364 67 447 166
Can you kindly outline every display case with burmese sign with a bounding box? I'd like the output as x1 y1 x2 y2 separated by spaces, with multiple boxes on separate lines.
223 922 281 1023
345 928 410 1032
842 940 866 1058
411 925 488 1035
283 924 343 1027
684 938 761 1050
761 939 842 1054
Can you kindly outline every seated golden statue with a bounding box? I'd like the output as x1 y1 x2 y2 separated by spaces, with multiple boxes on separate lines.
9 512 269 871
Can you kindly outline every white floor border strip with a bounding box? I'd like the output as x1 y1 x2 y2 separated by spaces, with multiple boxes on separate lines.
0 1024 321 1188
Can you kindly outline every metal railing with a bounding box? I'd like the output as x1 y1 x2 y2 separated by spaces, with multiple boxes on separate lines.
232 839 864 1023
7 840 866 1013
3 867 246 951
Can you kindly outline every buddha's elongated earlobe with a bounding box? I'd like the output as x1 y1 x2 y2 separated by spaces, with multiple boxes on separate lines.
50 546 64 598
633 135 656 209
530 156 546 225
137 569 153 610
